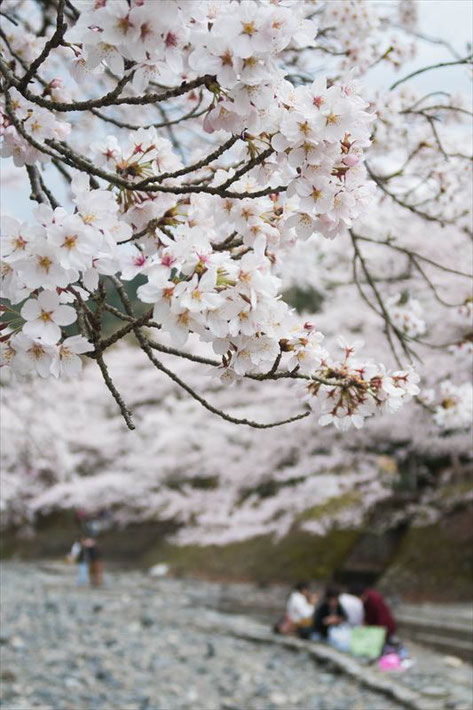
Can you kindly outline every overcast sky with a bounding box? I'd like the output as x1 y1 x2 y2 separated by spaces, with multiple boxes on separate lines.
370 0 473 92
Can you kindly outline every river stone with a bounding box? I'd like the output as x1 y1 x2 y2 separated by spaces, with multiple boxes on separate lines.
422 685 449 697
0 669 16 682
140 614 155 628
10 636 25 650
270 691 288 704
1 562 471 710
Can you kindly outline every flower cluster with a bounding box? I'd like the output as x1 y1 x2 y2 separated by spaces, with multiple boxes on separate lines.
92 127 181 226
67 0 317 98
319 0 416 74
2 14 47 66
306 338 420 430
135 211 322 374
1 88 70 167
10 0 473 436
432 381 473 430
191 1 317 134
386 292 426 338
1 173 132 377
3 331 93 379
272 76 376 240
67 0 191 90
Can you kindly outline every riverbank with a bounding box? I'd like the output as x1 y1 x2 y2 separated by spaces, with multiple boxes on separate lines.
0 562 472 710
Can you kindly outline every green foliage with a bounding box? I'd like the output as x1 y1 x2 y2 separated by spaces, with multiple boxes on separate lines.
144 529 360 583
282 285 324 314
296 492 362 522
380 508 473 601
164 475 220 491
238 475 307 505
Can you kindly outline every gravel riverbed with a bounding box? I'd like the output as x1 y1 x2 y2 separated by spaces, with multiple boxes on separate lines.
0 563 471 710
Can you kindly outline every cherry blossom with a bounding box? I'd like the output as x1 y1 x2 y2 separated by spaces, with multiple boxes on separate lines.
386 293 426 338
52 335 94 378
6 332 58 378
1 340 469 541
47 215 99 270
433 381 473 430
21 290 76 345
0 0 471 439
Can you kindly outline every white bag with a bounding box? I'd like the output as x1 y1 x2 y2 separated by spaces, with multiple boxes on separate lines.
327 623 352 652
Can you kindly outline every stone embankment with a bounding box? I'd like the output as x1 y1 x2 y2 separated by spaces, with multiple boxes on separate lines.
214 585 473 662
0 562 472 710
395 604 473 661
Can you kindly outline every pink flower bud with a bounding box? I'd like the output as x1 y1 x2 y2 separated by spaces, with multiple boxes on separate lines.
203 112 215 134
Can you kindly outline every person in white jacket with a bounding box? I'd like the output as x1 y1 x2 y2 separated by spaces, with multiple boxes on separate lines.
340 591 364 627
287 581 317 626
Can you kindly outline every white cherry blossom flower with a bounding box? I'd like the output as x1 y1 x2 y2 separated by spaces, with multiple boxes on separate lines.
47 215 98 271
9 332 58 378
433 381 473 430
21 290 76 345
174 270 223 314
1 216 32 260
51 335 94 378
16 240 75 290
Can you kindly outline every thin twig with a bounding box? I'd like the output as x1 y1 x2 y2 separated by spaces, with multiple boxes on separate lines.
25 165 46 203
18 0 67 90
134 135 240 188
350 231 413 366
389 55 473 91
136 329 311 429
95 350 135 430
354 234 473 278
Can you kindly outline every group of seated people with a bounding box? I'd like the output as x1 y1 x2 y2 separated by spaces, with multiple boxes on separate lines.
277 580 396 643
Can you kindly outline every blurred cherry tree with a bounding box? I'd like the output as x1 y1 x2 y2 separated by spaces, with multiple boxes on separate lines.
0 0 471 536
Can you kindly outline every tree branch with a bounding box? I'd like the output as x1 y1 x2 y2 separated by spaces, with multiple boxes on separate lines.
389 54 473 91
135 328 311 429
18 0 67 90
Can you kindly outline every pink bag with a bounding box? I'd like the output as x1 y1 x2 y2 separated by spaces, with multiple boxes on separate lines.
378 653 402 671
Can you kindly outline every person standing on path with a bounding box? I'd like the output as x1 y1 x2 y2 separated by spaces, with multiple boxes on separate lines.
69 537 89 586
86 538 103 587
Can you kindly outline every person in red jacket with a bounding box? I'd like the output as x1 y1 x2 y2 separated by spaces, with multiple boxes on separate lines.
350 584 396 639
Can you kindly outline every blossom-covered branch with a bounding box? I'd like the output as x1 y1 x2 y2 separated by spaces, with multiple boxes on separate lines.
1 0 471 434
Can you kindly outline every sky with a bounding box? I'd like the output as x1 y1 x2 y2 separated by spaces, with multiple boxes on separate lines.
370 0 473 92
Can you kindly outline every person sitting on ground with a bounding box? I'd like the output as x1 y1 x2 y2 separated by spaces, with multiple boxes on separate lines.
274 581 318 635
351 583 396 640
287 581 317 628
311 585 347 640
339 588 364 627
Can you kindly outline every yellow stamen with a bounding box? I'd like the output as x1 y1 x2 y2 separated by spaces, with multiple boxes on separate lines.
37 256 52 272
63 235 77 250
